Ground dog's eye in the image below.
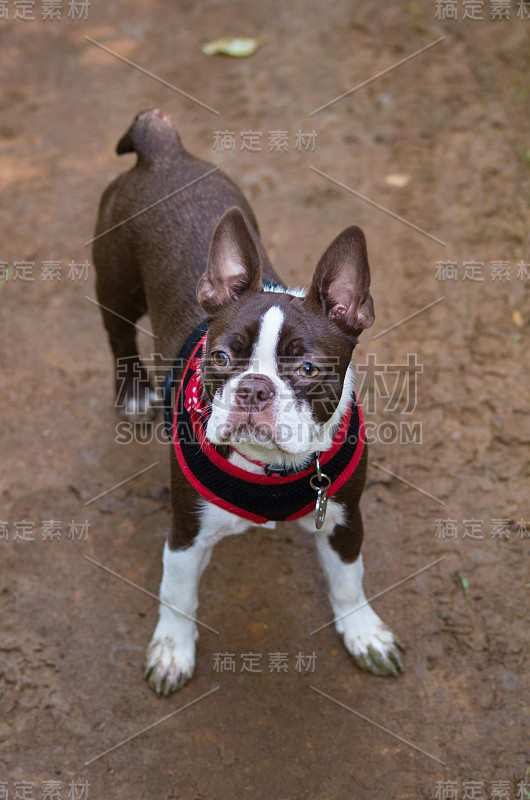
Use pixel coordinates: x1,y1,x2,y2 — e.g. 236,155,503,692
211,351,230,367
298,362,319,378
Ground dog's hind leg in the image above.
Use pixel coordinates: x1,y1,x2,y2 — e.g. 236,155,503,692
94,271,157,421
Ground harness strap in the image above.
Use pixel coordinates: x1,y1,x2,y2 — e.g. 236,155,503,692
163,319,209,439
162,288,364,523
169,333,364,523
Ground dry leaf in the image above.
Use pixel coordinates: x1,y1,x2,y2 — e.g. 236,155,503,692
201,36,266,58
385,173,411,188
512,310,524,328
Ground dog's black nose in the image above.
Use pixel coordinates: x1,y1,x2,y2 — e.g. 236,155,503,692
235,375,276,410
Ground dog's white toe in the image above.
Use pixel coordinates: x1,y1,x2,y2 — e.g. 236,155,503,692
121,391,158,423
340,607,404,677
144,636,195,695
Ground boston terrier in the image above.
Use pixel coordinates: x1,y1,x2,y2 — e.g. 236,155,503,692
92,109,403,695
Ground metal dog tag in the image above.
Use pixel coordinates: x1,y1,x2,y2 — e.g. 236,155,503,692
315,486,328,529
310,456,332,530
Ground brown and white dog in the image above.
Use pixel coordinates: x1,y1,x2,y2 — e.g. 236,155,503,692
93,109,403,695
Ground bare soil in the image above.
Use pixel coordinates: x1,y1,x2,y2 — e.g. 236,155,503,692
0,2,528,799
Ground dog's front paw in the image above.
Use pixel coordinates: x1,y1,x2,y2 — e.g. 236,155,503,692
340,607,404,677
144,636,195,695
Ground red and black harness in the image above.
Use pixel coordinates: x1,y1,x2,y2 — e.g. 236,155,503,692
163,320,365,526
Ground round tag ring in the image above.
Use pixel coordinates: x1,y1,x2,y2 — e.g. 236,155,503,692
309,473,331,492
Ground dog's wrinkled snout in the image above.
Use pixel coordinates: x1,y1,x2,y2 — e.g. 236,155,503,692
235,375,276,410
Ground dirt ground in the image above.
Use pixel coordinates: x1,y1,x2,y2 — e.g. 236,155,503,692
0,1,528,799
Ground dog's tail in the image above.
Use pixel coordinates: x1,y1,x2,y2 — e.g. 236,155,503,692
116,109,183,164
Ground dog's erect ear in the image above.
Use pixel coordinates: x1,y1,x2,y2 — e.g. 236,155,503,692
304,226,374,337
197,208,262,315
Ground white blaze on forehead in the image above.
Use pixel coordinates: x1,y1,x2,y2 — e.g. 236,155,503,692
250,305,284,375
206,301,329,466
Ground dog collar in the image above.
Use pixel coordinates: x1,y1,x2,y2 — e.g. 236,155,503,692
164,322,364,525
